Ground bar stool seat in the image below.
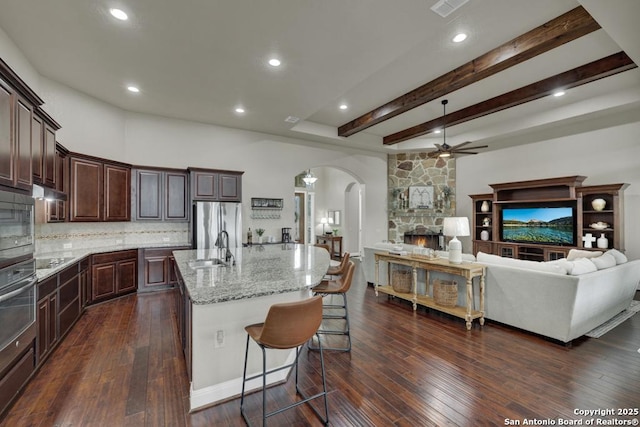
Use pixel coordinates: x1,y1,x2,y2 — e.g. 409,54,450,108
310,261,355,352
240,296,329,426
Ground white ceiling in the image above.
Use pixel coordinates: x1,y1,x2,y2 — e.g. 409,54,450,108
0,0,638,154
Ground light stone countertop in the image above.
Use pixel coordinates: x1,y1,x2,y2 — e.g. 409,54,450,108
35,242,191,280
172,244,330,305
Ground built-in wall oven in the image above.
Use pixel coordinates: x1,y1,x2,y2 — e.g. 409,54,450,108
0,190,34,269
0,190,36,376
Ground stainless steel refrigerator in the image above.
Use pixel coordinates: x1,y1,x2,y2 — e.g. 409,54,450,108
193,202,242,250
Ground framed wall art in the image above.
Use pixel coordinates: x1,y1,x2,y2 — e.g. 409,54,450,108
409,185,434,209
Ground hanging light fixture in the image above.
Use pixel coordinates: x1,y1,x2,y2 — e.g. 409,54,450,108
302,169,317,185
439,99,451,158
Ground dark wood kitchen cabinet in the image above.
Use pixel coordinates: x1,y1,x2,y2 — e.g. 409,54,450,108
46,143,69,222
90,250,137,304
138,246,189,292
132,168,189,221
37,275,58,365
58,263,81,339
69,154,131,222
188,167,243,202
32,108,61,191
1,60,43,192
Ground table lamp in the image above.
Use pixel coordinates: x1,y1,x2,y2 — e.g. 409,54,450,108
320,217,328,234
443,217,470,264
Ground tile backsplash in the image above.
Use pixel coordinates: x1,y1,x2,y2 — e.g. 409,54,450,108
36,221,190,255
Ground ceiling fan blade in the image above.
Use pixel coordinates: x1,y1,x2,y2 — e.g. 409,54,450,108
453,145,488,151
433,143,443,150
451,151,480,155
451,141,473,150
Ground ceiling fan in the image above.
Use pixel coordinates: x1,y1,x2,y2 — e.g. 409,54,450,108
427,100,488,159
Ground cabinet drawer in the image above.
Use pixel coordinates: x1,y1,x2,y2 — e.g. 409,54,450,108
38,276,57,298
92,250,137,265
58,262,79,284
0,347,35,416
59,275,79,310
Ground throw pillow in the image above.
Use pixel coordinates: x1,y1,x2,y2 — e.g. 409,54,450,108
605,248,628,264
591,253,617,270
567,249,603,261
568,257,598,275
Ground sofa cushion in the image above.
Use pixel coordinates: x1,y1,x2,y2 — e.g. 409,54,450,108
567,257,598,275
567,249,603,261
605,248,628,264
591,253,617,270
476,252,567,275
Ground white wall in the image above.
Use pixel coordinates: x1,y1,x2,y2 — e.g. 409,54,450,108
457,122,640,260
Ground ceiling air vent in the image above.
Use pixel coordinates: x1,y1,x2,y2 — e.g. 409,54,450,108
431,0,469,18
284,116,300,123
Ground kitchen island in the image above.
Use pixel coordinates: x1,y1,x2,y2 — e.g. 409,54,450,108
172,244,330,411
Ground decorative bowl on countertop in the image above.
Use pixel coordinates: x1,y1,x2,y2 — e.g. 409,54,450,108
589,222,609,230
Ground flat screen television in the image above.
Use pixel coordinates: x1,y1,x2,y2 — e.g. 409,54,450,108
500,204,576,246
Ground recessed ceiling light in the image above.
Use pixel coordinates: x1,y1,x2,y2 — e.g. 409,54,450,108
127,85,140,93
553,91,565,97
434,129,442,134
339,104,348,110
109,8,128,21
452,33,467,43
268,58,281,67
235,107,245,113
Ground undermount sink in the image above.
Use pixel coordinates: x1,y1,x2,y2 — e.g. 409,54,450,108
188,258,228,269
36,257,76,269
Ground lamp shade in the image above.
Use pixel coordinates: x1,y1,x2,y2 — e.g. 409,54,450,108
320,218,328,224
443,217,470,237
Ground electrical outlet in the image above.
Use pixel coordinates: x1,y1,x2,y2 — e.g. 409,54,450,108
115,239,123,244
215,330,225,348
163,237,170,242
63,243,72,249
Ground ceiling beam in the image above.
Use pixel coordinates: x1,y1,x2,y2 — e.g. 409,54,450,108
337,6,601,138
383,52,636,145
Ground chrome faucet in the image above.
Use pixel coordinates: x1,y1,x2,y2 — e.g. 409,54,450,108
215,230,235,265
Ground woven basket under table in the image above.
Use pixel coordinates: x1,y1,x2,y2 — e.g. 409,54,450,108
391,269,412,293
433,279,458,307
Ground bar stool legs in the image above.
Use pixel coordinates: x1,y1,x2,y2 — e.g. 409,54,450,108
310,261,355,352
240,296,329,426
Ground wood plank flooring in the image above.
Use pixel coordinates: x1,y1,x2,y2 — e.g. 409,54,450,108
2,260,639,426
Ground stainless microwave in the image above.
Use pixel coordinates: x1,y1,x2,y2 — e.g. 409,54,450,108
0,190,35,269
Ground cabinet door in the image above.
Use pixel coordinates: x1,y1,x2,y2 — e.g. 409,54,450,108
70,157,102,221
165,171,188,220
136,169,162,220
191,171,218,200
15,96,32,190
43,124,56,188
31,114,43,184
0,82,14,188
37,297,51,362
92,263,116,301
117,259,137,293
144,255,169,288
104,164,130,221
219,172,241,201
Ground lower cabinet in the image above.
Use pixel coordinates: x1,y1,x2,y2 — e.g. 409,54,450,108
0,347,35,418
174,263,192,380
91,250,138,304
58,265,81,339
139,247,189,292
37,275,59,364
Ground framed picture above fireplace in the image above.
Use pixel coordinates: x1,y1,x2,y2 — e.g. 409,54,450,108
409,185,434,209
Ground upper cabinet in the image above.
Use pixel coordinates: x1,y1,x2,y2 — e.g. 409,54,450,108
69,154,131,222
132,167,189,221
32,107,61,190
0,61,45,193
188,167,243,202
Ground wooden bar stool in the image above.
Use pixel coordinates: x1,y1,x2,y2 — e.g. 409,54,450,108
310,261,355,352
240,296,329,426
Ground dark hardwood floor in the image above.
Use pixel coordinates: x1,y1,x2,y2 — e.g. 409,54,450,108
2,260,639,426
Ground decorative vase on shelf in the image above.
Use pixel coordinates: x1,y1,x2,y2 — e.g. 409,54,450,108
480,200,490,212
480,230,490,241
597,233,608,249
591,198,606,211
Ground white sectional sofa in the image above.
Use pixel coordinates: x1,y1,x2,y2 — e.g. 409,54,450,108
477,250,640,343
363,243,640,343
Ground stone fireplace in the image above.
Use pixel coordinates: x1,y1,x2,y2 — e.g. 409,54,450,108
388,153,456,244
